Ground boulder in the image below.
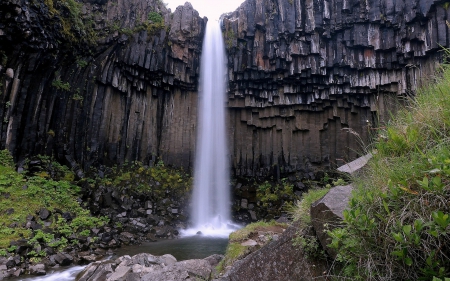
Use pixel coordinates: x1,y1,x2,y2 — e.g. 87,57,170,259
203,254,223,267
38,208,51,220
310,185,353,258
50,252,74,266
77,253,214,281
28,264,46,275
141,259,212,281
77,262,115,281
217,221,327,281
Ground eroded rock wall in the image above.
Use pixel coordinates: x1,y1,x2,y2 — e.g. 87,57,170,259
1,0,449,179
0,0,205,171
223,0,449,178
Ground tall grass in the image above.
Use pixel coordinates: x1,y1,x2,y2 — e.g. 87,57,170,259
327,64,450,280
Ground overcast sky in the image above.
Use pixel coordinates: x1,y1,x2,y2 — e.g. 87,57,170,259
165,0,244,20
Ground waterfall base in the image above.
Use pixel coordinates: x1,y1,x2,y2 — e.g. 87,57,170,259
180,216,241,238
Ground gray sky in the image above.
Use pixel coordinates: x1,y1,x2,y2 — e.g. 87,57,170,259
165,0,244,20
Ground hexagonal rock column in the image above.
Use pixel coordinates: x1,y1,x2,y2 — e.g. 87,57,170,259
310,185,353,258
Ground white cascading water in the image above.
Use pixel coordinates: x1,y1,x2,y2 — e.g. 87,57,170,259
182,20,238,237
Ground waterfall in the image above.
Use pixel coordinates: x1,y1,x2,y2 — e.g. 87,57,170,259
182,20,238,237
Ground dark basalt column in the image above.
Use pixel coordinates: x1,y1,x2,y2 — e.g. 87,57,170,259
222,0,449,178
1,0,449,180
0,0,206,172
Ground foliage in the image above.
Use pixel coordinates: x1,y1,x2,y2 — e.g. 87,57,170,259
255,178,296,210
289,187,330,229
43,0,98,45
94,160,192,202
217,220,286,272
0,149,14,168
327,64,450,280
73,88,83,102
0,51,7,66
289,187,330,260
76,58,88,68
52,78,71,91
0,151,107,251
224,29,236,49
148,12,164,25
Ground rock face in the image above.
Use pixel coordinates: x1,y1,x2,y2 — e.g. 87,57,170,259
310,184,353,258
217,221,327,281
1,0,449,179
222,0,449,177
0,0,206,171
76,253,218,281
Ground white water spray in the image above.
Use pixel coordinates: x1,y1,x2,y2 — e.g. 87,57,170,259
182,20,238,238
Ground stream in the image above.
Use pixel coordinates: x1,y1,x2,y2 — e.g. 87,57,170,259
11,236,228,281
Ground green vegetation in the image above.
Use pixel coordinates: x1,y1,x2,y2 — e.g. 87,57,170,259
325,64,450,279
0,51,7,66
224,29,236,49
111,11,166,37
52,78,71,91
148,12,164,25
76,58,88,68
90,160,192,201
0,150,107,251
290,187,330,229
217,220,287,272
43,0,98,45
289,179,349,260
256,178,295,209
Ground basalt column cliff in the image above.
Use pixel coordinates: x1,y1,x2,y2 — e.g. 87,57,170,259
1,0,449,178
222,0,449,177
0,0,205,173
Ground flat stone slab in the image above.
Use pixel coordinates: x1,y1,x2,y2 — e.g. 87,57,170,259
337,153,372,174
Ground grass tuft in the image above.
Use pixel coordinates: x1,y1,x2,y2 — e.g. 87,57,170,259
327,64,450,280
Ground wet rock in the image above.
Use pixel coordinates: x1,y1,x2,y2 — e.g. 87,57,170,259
5,259,16,269
50,252,74,266
78,262,115,281
28,264,46,275
100,232,113,243
154,226,174,238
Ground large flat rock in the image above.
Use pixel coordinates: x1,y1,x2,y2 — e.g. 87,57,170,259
216,221,327,281
311,185,353,258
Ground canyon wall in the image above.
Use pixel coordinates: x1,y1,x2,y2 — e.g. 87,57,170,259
0,0,205,173
222,0,449,177
1,0,449,179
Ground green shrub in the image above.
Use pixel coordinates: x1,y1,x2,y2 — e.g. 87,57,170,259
218,221,287,272
52,78,71,91
0,157,107,250
148,12,164,24
0,150,14,168
327,64,450,280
